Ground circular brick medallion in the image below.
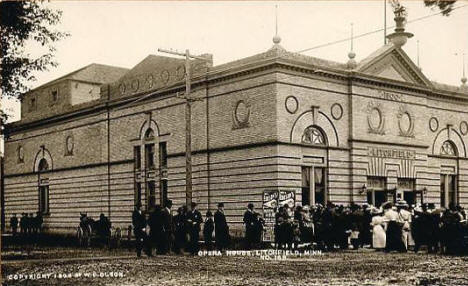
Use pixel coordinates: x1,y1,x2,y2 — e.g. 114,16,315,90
461,121,468,136
235,100,250,125
131,79,140,92
18,146,24,162
161,70,170,85
285,96,298,114
119,83,126,94
331,103,343,120
146,74,154,89
429,117,439,132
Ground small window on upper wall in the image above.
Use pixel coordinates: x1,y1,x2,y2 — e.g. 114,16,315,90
50,89,59,104
29,97,37,112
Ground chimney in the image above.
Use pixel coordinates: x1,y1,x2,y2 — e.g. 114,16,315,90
386,3,413,48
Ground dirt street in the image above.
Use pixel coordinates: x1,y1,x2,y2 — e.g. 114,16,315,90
2,248,468,286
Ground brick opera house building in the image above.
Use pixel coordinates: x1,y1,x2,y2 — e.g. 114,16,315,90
3,13,468,234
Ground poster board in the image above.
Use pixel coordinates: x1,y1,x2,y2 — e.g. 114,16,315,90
262,190,296,241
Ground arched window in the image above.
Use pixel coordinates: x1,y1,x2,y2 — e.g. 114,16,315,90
38,158,49,172
440,140,457,157
144,128,154,140
302,126,326,145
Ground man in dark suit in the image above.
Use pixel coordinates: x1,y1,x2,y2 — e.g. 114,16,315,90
160,200,173,254
243,203,257,249
186,202,202,255
214,203,230,250
148,205,163,256
10,214,18,236
173,206,187,254
132,203,147,257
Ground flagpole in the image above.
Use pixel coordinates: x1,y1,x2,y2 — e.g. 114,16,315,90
384,0,387,44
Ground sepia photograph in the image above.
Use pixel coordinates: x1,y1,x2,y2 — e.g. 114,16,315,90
1,0,468,285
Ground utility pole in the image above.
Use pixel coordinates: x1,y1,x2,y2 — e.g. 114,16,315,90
157,48,208,208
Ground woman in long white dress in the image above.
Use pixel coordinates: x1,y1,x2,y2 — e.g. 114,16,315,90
371,214,386,250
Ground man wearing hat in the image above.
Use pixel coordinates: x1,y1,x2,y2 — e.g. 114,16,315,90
214,203,230,250
186,202,202,255
132,203,147,257
243,203,257,249
160,199,173,254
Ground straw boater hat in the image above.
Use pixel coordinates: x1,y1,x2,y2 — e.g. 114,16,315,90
395,200,409,208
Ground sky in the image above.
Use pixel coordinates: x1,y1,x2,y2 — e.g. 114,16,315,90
1,0,468,124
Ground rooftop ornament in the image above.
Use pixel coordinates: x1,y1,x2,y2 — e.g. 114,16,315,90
386,1,413,48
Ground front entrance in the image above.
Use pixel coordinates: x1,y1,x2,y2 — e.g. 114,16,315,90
301,166,326,206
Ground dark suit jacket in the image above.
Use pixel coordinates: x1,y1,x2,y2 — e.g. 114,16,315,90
132,210,146,231
215,210,229,235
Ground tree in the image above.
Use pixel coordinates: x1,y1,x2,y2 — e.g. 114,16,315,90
0,1,68,100
424,0,457,16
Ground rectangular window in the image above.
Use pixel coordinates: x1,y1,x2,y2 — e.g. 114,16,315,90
448,175,457,206
50,89,58,104
145,144,155,169
134,146,141,170
159,142,167,169
301,167,311,206
39,186,49,214
160,180,168,206
147,181,155,209
398,178,417,205
301,166,326,206
367,177,387,207
134,182,142,207
29,97,36,112
440,175,446,208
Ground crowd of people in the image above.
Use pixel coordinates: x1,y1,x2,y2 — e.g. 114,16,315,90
270,200,468,254
131,200,231,257
9,212,44,237
9,199,468,256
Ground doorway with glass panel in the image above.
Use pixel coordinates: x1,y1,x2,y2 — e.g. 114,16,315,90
301,166,326,206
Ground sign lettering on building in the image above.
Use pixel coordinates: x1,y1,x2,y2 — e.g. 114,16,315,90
377,90,403,102
368,147,415,160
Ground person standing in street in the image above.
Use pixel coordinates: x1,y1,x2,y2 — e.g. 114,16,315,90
243,203,257,249
10,214,18,236
187,202,202,255
173,206,187,254
203,211,214,250
214,203,230,251
160,200,173,254
132,203,147,257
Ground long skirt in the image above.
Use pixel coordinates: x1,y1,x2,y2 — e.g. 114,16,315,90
372,225,386,249
385,221,404,252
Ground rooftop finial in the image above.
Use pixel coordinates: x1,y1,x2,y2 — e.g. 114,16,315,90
462,53,467,86
417,40,421,70
386,0,413,48
347,23,357,69
272,4,281,45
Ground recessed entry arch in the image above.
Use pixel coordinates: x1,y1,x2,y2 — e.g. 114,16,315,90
290,110,339,146
432,127,466,157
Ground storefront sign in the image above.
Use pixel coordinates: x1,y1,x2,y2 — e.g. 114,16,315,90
368,147,415,159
